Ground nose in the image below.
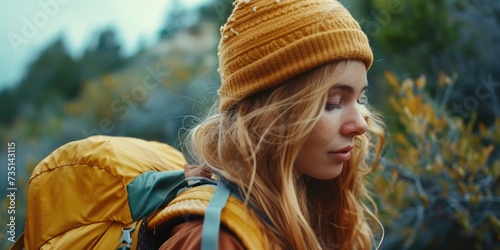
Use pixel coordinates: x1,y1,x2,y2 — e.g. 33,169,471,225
340,106,368,136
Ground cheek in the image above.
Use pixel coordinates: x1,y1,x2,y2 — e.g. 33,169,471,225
309,115,337,144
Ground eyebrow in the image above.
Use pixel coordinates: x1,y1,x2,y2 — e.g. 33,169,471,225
331,83,368,94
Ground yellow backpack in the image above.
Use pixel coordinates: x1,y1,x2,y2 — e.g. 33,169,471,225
11,135,269,250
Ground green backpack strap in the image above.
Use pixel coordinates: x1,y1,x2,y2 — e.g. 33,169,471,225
201,179,232,250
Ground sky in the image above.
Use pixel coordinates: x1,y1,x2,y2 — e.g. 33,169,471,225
0,0,209,91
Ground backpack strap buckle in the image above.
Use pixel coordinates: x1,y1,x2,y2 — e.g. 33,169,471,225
118,222,136,250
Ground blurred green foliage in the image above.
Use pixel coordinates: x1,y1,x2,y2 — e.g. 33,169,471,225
353,0,500,127
349,1,500,247
376,72,500,249
0,0,499,249
0,29,129,127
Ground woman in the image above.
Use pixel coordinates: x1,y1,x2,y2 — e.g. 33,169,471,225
161,0,385,249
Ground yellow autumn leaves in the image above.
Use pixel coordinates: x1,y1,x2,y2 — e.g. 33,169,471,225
374,71,500,246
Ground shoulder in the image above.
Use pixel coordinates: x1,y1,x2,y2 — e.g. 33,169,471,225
159,220,245,250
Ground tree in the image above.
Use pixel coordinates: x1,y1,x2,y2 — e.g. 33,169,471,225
79,29,127,79
0,38,79,126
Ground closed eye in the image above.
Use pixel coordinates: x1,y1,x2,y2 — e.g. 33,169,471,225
325,103,342,111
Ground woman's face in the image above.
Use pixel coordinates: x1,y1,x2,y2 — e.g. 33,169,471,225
295,61,368,180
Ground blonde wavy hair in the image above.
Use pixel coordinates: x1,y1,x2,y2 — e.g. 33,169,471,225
188,60,385,249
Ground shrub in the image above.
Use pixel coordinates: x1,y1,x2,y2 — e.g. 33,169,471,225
376,72,500,249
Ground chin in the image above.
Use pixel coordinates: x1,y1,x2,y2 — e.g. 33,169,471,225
307,165,343,180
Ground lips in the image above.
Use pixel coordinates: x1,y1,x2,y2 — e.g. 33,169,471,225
328,146,353,162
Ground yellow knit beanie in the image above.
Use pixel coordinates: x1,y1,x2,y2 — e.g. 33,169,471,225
217,0,373,111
